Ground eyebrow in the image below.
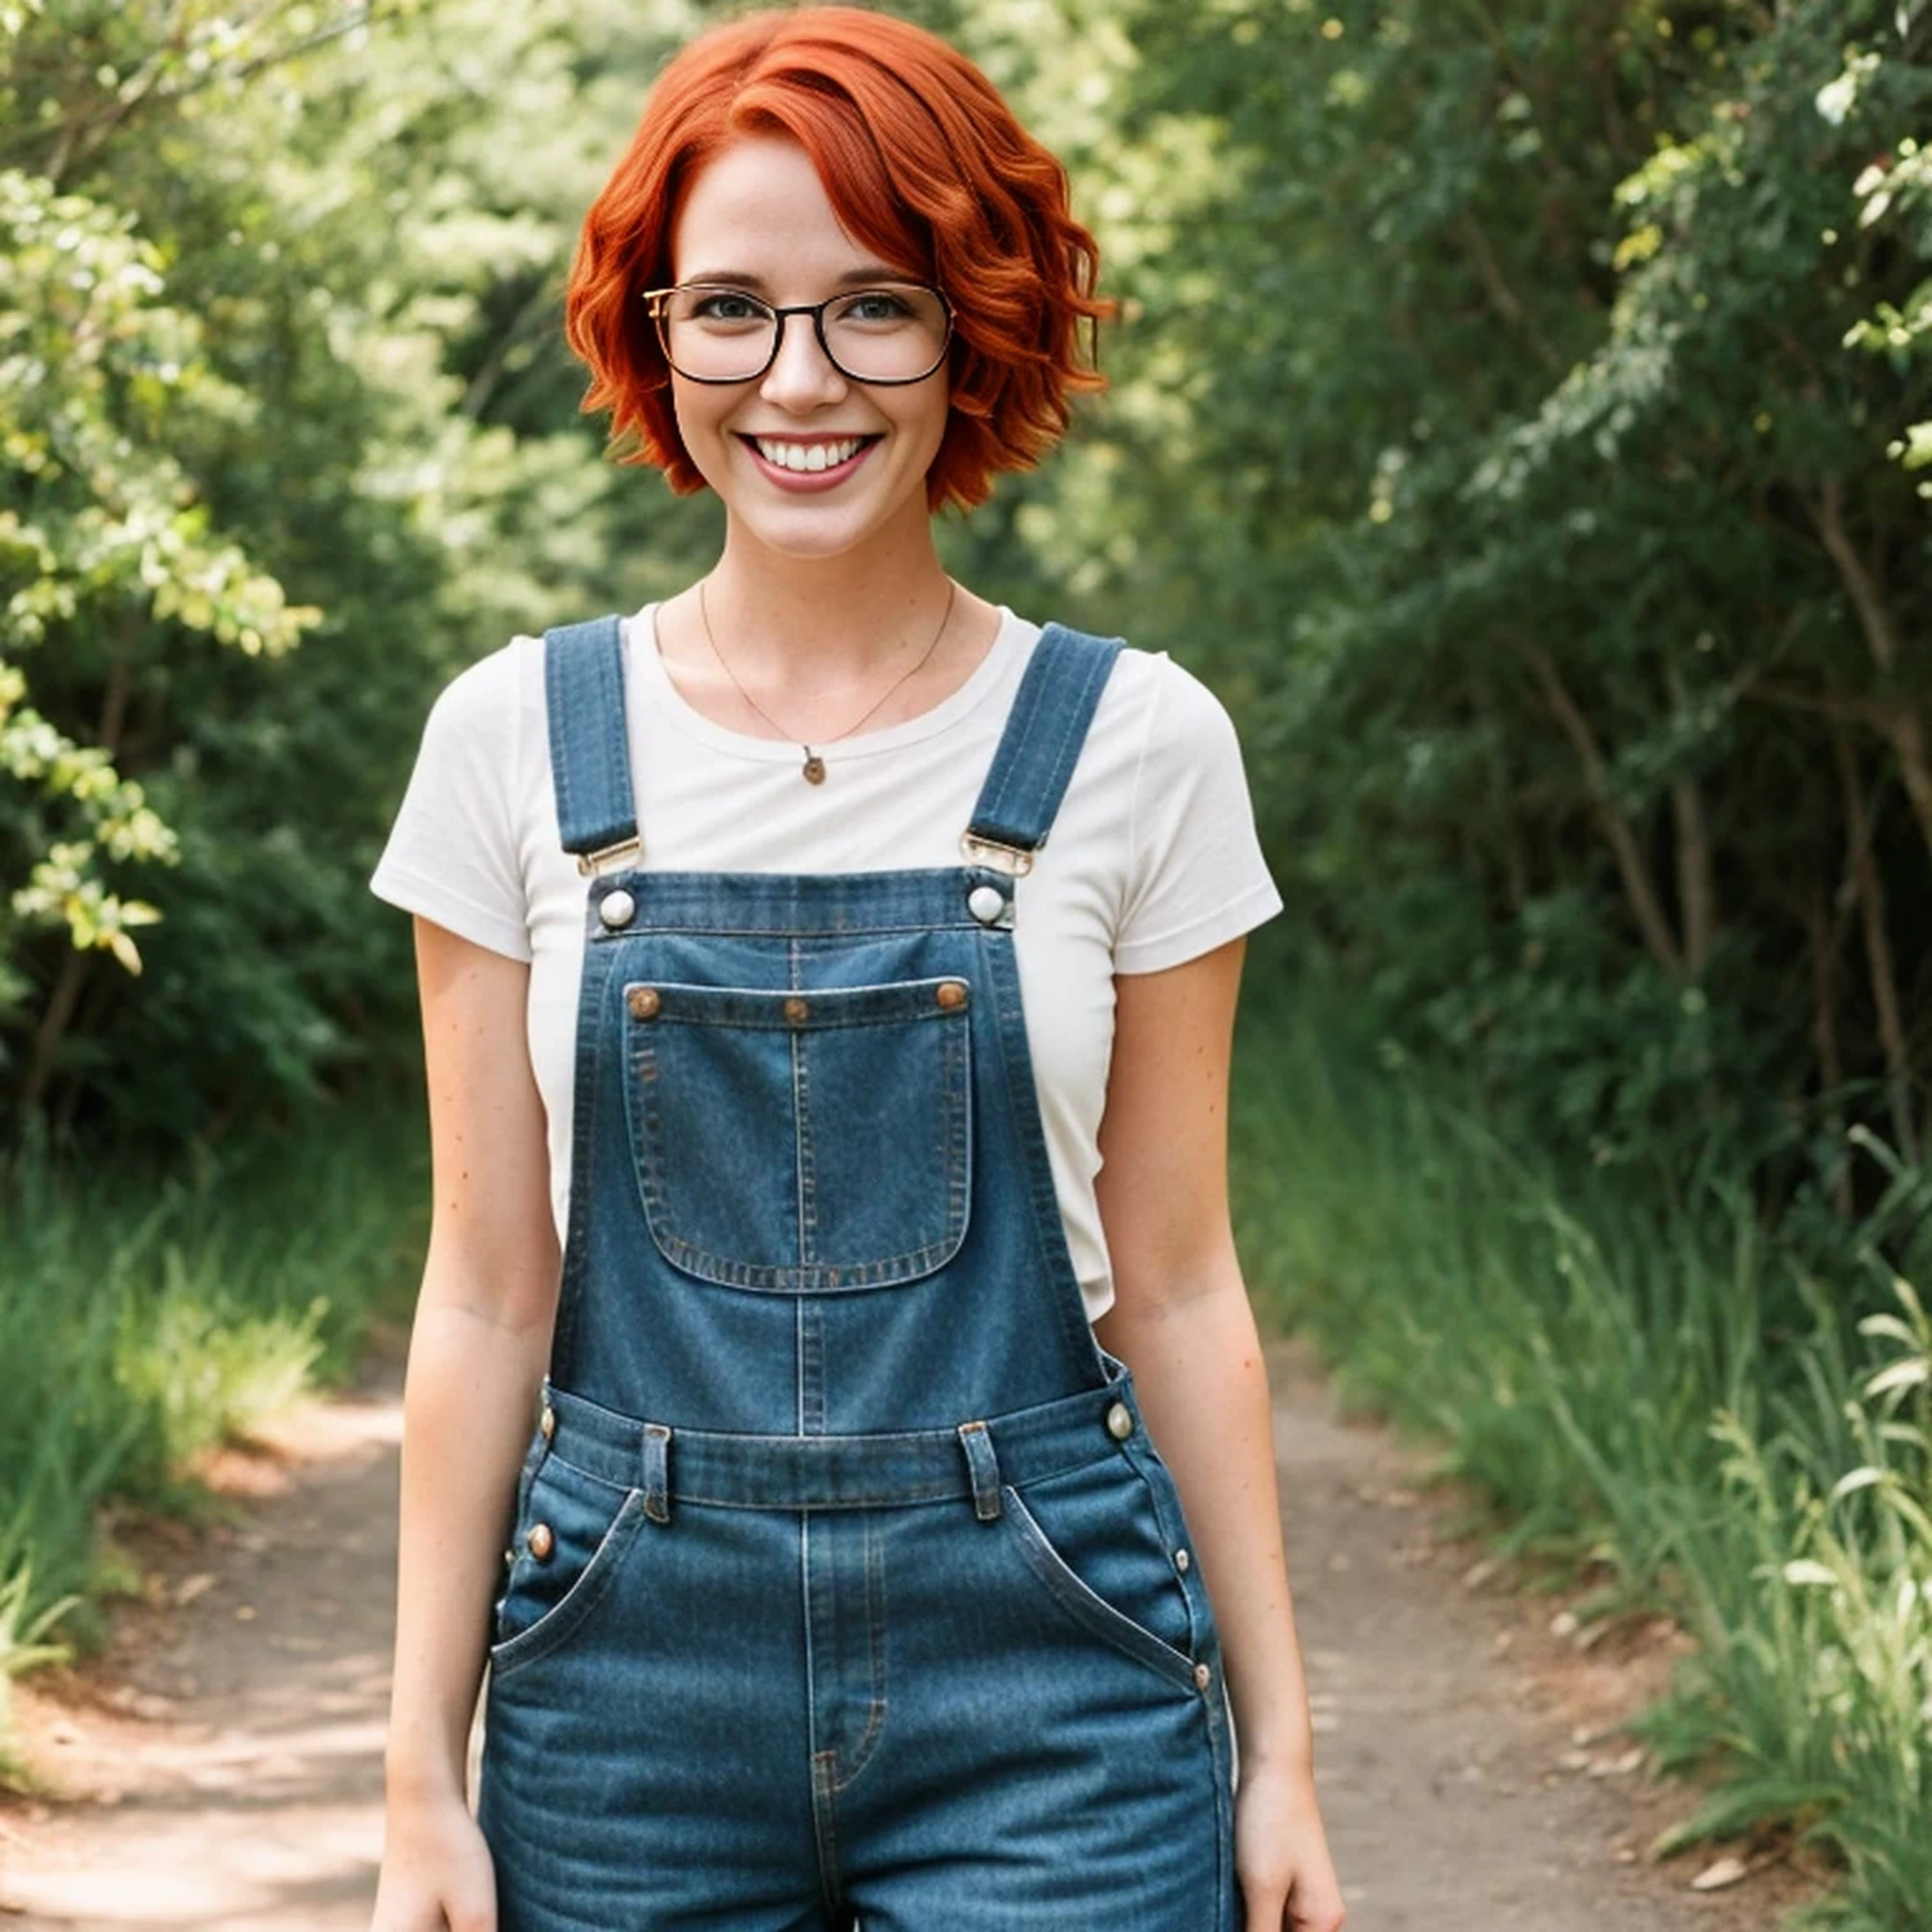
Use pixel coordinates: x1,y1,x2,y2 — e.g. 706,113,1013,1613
677,264,918,291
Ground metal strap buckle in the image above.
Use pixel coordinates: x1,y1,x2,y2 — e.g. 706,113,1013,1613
959,832,1035,877
575,835,642,878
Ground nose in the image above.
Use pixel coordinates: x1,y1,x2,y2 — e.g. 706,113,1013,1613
759,309,849,410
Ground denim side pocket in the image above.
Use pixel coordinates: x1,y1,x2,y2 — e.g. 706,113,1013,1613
1000,1456,1201,1695
489,1454,646,1681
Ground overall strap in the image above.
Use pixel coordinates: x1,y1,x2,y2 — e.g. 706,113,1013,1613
544,614,640,872
964,622,1123,864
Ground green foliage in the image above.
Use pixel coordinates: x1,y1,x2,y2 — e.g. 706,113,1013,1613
0,1089,428,1770
2,0,1928,1906
1232,992,1932,1928
1066,0,1932,1193
0,162,312,993
0,0,718,1137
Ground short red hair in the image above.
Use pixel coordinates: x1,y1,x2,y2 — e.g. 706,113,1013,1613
564,5,1114,515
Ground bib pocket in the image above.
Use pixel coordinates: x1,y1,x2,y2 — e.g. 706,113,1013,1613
622,977,973,1292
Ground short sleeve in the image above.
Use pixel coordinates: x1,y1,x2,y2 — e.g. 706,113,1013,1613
1113,654,1283,975
368,640,533,962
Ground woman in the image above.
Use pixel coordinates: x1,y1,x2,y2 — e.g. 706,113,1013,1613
368,8,1344,1929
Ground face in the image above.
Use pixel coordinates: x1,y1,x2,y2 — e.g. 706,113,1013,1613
664,134,951,562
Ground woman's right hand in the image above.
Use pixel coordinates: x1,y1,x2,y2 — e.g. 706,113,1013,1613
372,919,561,1932
370,1791,497,1932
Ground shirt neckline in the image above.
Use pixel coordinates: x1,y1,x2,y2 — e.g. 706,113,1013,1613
625,601,1031,763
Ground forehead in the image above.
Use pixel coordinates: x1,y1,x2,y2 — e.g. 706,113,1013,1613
672,134,870,282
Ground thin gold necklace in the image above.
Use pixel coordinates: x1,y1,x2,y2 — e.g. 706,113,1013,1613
697,577,958,785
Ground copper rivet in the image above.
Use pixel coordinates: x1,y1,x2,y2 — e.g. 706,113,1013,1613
936,980,968,1010
784,996,809,1024
527,1522,555,1562
627,985,660,1021
1192,1660,1212,1691
1105,1401,1134,1442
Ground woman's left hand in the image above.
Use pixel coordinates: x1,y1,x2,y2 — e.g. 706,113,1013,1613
1235,1760,1346,1930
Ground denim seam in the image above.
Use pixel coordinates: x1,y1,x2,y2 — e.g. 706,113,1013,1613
983,653,1092,848
802,1514,845,1916
999,1484,1200,1696
627,1010,971,1292
982,933,1106,1372
547,932,610,1384
1122,1438,1206,1657
826,1514,889,1796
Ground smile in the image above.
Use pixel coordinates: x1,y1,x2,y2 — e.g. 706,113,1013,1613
743,433,880,473
738,433,883,490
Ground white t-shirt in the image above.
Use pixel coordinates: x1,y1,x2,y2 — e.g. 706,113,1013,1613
369,602,1282,1322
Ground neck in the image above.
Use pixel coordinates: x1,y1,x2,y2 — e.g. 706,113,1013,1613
702,504,953,684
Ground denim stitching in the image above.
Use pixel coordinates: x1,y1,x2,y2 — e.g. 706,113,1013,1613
627,993,970,1292
1021,649,1114,849
827,1514,889,1796
792,941,817,1268
487,1486,650,1682
969,624,1064,837
999,1484,1200,1695
966,630,1120,849
981,933,1103,1370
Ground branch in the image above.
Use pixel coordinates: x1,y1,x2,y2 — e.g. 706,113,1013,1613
1672,776,1716,974
1832,722,1920,1165
1750,678,1932,866
34,1,407,184
1667,660,1717,974
1454,212,1561,371
1801,880,1853,1216
1811,472,1900,673
1515,640,1684,978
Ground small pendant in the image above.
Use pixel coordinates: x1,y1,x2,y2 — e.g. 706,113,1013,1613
801,748,827,785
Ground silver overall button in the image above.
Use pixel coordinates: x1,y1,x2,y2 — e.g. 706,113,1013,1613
1174,1547,1192,1573
1104,1400,1134,1442
967,884,1006,925
1192,1660,1212,1692
598,887,636,930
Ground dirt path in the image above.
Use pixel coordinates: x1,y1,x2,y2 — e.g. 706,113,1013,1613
0,1336,1827,1930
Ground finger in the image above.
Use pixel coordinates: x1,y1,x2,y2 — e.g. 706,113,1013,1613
1240,1877,1292,1930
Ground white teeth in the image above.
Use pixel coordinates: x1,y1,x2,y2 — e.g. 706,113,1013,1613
754,436,865,473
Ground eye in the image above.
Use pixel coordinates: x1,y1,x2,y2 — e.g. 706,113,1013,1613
835,289,916,325
689,289,769,324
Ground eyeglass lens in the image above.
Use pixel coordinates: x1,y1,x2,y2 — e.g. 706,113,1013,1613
656,287,949,383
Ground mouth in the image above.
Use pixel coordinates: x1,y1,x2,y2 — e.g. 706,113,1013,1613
737,433,884,486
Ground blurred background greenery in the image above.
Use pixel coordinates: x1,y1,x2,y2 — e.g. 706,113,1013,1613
2,1,1928,1922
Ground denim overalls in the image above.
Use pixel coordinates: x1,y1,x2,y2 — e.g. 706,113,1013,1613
475,615,1237,1930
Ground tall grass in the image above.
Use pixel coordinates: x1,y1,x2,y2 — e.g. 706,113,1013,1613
0,1092,429,1777
1231,998,1932,1931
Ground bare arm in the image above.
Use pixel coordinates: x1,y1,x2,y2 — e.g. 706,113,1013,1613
373,916,561,1930
1093,937,1344,1932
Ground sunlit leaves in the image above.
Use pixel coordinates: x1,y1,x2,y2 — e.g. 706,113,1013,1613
0,161,317,994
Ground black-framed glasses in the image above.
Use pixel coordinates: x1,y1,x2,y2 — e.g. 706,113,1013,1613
641,281,954,386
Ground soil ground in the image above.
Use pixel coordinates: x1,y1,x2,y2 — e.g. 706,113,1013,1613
0,1332,1835,1930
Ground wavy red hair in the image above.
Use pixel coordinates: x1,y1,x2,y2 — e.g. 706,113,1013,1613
564,5,1114,515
